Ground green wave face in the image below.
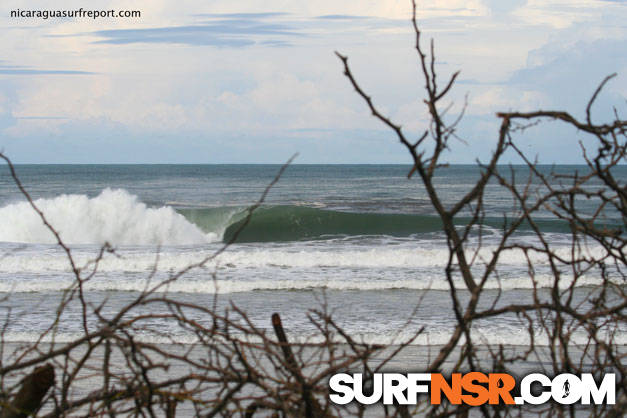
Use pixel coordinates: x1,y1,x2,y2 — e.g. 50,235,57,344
177,205,620,243
223,206,446,242
176,207,247,238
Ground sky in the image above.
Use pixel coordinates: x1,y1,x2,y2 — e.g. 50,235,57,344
0,0,625,164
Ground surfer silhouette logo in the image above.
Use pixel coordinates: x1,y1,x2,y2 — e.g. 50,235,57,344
562,379,570,398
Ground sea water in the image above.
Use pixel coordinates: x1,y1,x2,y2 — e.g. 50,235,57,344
0,164,624,347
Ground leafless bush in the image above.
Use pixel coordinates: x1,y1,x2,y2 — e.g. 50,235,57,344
335,0,625,415
0,1,625,417
0,152,425,417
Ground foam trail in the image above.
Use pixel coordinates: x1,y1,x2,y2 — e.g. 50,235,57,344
2,327,624,346
0,245,611,273
0,189,212,245
0,274,609,294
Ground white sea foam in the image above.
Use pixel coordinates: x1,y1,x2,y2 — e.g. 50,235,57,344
2,326,624,346
0,189,213,245
0,244,611,273
0,274,608,294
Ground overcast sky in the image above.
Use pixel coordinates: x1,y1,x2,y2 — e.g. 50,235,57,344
0,0,625,163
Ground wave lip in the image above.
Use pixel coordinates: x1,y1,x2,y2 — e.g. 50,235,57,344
0,189,212,245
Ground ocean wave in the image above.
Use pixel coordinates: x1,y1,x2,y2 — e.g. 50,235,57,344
220,206,582,243
0,188,580,246
0,189,215,245
0,189,620,245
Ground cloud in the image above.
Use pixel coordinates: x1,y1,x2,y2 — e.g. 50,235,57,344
89,14,305,47
195,12,288,18
483,0,527,15
0,64,93,75
467,87,548,115
82,12,416,48
509,37,627,117
0,0,624,164
511,0,621,29
14,116,69,119
316,15,369,20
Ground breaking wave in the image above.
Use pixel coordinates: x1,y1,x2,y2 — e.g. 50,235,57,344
0,189,214,245
0,189,619,245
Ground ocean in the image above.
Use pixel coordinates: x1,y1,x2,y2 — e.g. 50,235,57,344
0,164,624,347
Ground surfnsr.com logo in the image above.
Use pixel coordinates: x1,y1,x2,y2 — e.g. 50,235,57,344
329,372,616,406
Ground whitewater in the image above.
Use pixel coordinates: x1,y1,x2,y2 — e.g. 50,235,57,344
0,188,214,245
0,164,624,346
